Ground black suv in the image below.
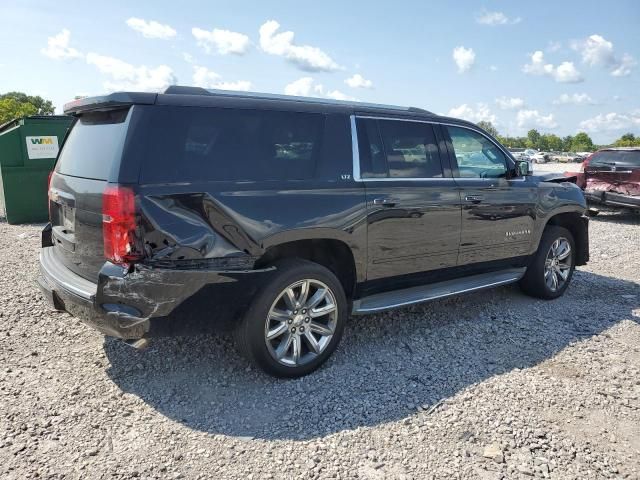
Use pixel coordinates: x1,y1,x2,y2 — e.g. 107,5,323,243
38,86,589,377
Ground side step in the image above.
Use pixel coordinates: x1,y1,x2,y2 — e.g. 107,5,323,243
352,268,527,315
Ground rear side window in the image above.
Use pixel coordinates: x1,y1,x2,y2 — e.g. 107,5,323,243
137,106,324,183
590,150,640,167
56,109,129,181
356,118,443,179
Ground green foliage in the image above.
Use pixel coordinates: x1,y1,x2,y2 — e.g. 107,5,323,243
476,121,499,137
613,132,640,147
571,132,594,152
0,91,55,124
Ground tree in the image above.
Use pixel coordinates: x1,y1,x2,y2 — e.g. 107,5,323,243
613,133,640,147
571,132,594,152
545,134,563,151
527,129,541,149
477,121,499,137
0,91,55,124
562,135,574,152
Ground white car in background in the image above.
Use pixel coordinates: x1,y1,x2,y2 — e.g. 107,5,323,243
524,149,547,163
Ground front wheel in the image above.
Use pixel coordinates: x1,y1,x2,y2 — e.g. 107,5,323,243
520,226,576,299
234,259,347,378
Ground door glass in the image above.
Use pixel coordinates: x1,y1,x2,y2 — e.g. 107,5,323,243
447,126,507,179
379,120,443,178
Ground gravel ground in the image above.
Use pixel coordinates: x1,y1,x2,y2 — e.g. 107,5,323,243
1,209,639,479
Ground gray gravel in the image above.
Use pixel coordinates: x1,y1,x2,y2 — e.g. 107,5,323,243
1,211,639,479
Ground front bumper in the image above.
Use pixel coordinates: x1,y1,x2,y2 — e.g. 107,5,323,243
585,190,640,210
37,246,276,339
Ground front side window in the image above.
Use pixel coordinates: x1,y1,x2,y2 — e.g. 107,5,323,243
446,126,508,179
356,118,443,179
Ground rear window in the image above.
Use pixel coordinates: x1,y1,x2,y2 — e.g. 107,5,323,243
136,106,325,184
56,109,129,181
590,150,640,167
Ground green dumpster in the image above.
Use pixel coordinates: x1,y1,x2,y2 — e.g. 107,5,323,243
0,115,73,224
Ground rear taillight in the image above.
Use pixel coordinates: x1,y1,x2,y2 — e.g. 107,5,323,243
102,185,142,266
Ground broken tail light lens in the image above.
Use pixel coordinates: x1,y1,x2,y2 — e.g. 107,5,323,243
102,185,142,266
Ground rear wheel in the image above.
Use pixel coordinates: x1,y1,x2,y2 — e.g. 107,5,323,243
234,259,347,378
520,226,576,299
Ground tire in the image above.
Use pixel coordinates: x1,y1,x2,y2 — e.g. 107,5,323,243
234,258,347,378
520,226,576,300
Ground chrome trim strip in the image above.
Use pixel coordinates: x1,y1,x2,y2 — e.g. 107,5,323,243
350,115,361,181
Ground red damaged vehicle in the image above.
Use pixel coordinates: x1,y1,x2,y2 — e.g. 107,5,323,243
581,148,640,211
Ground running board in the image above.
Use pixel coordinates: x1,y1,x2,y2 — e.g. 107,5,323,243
352,268,527,315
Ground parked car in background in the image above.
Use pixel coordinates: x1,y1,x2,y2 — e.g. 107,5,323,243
508,148,532,166
525,149,548,164
552,152,584,163
582,148,640,211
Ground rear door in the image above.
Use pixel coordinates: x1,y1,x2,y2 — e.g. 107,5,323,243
49,108,132,281
355,116,461,281
585,149,640,196
442,124,537,265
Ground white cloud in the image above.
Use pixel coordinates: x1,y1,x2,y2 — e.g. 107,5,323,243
326,90,357,101
476,10,521,26
211,80,253,92
579,111,640,133
192,66,252,91
284,77,356,101
547,41,562,53
489,65,498,71
41,29,82,60
284,77,316,96
522,51,583,83
495,96,525,110
448,103,496,124
572,34,636,77
552,93,595,105
345,74,373,89
452,46,475,73
611,54,637,77
182,52,194,63
259,20,340,72
192,27,250,55
126,18,176,39
516,109,558,129
85,53,176,92
192,65,221,86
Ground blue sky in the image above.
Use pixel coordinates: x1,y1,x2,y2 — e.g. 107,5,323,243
1,0,638,143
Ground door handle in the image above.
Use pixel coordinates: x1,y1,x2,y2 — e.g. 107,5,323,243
464,195,483,203
373,198,396,207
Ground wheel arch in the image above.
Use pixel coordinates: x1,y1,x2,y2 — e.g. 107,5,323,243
255,236,360,300
542,211,589,266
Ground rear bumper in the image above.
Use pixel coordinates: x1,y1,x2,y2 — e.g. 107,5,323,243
38,246,276,340
585,190,640,210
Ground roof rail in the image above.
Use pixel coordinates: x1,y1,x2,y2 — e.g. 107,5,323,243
162,85,433,114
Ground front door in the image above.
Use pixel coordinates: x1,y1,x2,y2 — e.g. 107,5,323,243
355,117,461,281
442,124,537,265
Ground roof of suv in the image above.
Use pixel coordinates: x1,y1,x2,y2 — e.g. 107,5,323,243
62,85,486,132
64,85,433,117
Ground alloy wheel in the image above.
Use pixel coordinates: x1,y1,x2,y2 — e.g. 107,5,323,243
264,279,338,367
544,237,572,292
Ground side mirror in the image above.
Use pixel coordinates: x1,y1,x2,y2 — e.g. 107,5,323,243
515,159,531,177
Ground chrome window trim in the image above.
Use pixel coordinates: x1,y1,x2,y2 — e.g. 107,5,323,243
350,114,523,183
350,115,361,181
350,114,454,183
